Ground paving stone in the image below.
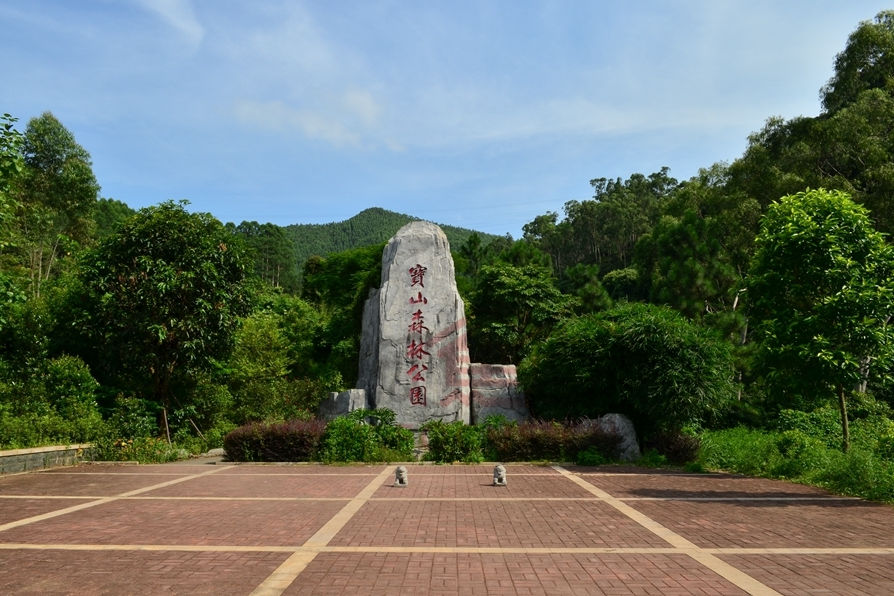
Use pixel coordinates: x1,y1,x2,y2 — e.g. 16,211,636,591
330,500,667,548
0,497,92,524
720,554,894,595
143,473,377,498
0,499,347,546
626,499,894,548
0,548,289,595
285,553,749,596
0,462,892,595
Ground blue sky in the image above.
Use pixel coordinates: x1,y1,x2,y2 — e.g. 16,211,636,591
3,1,890,237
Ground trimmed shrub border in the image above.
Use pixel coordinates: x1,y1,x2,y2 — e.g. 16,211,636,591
0,444,94,474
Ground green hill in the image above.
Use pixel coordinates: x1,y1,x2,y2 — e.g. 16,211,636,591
286,207,497,268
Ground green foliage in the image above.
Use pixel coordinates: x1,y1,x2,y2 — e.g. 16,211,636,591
319,409,414,463
421,420,484,463
575,446,608,466
600,267,643,301
697,426,894,502
644,431,702,465
520,302,736,434
301,243,383,386
523,169,678,274
81,200,253,414
822,11,894,113
697,427,784,476
93,198,135,239
92,436,182,463
105,394,157,439
747,189,894,449
230,221,300,292
12,112,100,298
469,263,576,364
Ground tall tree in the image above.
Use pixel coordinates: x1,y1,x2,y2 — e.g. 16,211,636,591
747,189,894,451
822,10,894,114
81,201,252,432
16,112,99,297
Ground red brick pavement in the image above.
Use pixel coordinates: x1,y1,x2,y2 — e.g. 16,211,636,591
0,463,891,595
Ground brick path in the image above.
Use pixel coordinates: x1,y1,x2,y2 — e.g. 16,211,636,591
1,462,892,595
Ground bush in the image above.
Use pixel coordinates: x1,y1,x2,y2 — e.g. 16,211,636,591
697,425,894,503
92,436,182,463
422,420,484,463
770,430,831,479
319,409,414,463
777,407,841,449
644,431,701,464
223,418,327,462
817,448,894,502
697,426,783,476
484,418,621,463
520,303,736,435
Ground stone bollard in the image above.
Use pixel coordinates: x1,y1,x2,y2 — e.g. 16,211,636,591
394,465,408,487
493,464,507,487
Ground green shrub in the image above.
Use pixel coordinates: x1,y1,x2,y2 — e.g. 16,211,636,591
575,445,608,466
777,407,841,449
223,418,326,462
422,420,484,463
520,303,736,434
319,409,414,463
106,394,157,439
697,426,783,475
770,430,831,479
483,419,621,463
816,448,894,502
92,436,182,463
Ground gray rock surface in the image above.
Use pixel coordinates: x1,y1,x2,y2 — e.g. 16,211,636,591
469,363,528,423
586,413,641,462
357,221,471,428
318,389,368,421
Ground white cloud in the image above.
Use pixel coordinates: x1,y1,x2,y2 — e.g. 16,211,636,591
135,0,204,46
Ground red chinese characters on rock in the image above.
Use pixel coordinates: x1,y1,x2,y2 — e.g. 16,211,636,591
406,263,429,406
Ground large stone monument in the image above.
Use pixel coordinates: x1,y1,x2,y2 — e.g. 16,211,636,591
357,221,471,428
318,220,531,429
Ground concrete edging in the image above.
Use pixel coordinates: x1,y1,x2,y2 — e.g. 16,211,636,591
0,444,93,475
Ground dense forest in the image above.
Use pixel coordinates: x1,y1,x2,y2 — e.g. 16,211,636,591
2,12,894,497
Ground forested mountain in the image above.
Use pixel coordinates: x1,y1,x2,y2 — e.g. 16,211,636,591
285,207,495,269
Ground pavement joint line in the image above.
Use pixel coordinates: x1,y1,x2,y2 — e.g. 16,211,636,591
551,464,783,596
249,464,395,596
0,465,232,534
0,494,862,503
2,542,893,556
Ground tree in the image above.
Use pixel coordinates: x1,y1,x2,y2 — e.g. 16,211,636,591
468,263,576,364
231,221,300,292
81,201,252,433
747,189,894,451
822,11,894,114
15,112,99,297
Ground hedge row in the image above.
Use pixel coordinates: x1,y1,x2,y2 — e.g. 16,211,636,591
223,411,627,464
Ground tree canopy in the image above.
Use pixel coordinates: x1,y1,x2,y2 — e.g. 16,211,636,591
747,189,894,450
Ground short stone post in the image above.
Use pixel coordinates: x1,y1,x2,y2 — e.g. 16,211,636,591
493,464,507,487
394,465,408,487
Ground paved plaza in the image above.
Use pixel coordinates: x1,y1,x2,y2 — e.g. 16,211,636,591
1,461,893,595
